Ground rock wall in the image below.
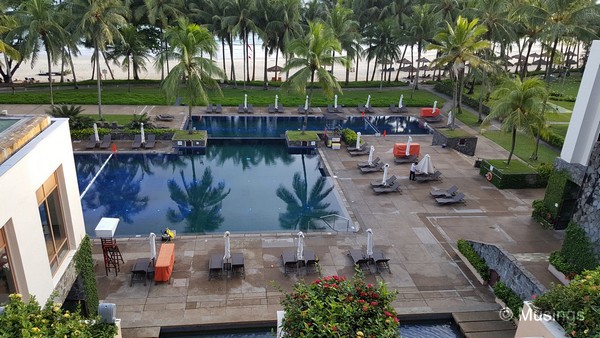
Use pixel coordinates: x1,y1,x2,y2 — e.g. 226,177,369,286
467,241,546,300
431,129,477,156
52,258,78,303
553,157,586,186
571,142,600,256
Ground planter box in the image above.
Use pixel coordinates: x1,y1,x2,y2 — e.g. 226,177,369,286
547,264,570,285
432,129,478,156
455,249,487,286
515,302,567,338
479,160,546,189
494,297,519,326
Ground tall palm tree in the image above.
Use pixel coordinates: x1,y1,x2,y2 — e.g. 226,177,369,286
326,4,360,82
365,19,400,88
428,16,490,129
283,20,345,133
13,0,68,106
0,14,20,66
190,0,229,81
70,0,128,120
483,76,549,165
224,0,257,88
269,0,303,82
105,25,152,91
161,18,224,133
403,4,441,91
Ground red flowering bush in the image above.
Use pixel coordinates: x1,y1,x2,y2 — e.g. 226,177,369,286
281,272,399,337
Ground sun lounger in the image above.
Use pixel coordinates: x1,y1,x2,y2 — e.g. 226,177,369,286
371,248,391,274
143,134,156,149
282,250,299,276
348,249,372,274
357,103,374,114
360,162,384,173
101,121,111,128
389,103,408,114
349,147,371,156
268,104,276,114
436,192,465,205
415,170,442,182
85,135,98,149
99,134,112,149
155,114,174,121
208,254,223,280
238,104,253,114
430,185,458,198
395,154,418,164
371,175,398,187
132,134,142,149
423,114,443,123
231,252,245,279
304,249,319,274
372,180,402,194
357,157,380,168
347,143,369,152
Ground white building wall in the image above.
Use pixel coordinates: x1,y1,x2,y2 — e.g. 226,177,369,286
560,40,600,165
0,118,85,304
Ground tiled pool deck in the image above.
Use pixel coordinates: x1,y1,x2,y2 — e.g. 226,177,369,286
6,104,564,337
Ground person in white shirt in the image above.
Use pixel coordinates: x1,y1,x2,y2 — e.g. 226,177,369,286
409,162,417,181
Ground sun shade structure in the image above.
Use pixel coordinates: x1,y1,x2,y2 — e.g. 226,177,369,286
296,231,305,261
416,154,435,175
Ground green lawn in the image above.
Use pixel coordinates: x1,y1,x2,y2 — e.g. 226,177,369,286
486,159,537,174
0,85,443,107
83,113,135,124
482,130,559,166
547,124,569,137
548,74,582,97
455,111,482,128
545,111,572,122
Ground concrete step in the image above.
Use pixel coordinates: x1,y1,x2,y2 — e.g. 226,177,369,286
453,311,517,338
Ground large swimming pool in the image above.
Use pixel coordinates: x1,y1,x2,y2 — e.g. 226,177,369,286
76,140,352,236
192,115,430,138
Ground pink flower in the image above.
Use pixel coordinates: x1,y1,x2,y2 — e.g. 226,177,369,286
371,301,377,306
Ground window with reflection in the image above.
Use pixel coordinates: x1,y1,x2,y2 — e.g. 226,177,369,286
0,227,17,305
37,173,69,274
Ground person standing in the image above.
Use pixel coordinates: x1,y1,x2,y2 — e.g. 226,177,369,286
409,162,417,181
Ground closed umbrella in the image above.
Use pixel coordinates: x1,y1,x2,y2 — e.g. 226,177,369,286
432,100,437,113
224,231,231,262
381,163,389,185
275,95,278,108
304,95,309,111
398,95,404,108
355,132,361,149
334,95,338,108
366,228,373,257
296,231,305,261
366,95,371,108
149,232,157,262
140,123,145,144
244,94,248,109
415,154,434,175
368,146,375,166
93,123,100,143
406,136,412,157
447,111,454,127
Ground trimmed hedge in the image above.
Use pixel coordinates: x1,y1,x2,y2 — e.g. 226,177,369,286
558,222,599,275
340,128,360,147
71,128,176,140
480,159,547,189
492,281,523,319
74,235,98,317
457,239,490,281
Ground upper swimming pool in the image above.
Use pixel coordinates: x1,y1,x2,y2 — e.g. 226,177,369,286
76,140,353,236
0,118,18,134
191,115,430,138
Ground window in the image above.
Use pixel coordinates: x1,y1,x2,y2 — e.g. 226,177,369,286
37,173,69,274
0,227,17,305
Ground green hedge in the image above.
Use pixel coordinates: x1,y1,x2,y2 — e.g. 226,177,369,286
341,128,359,146
74,235,99,317
542,170,569,219
558,222,599,275
480,159,547,189
457,239,490,281
531,199,554,228
492,281,523,319
71,128,176,140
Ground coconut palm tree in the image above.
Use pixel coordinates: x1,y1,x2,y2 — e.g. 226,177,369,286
70,0,128,120
283,20,345,133
190,0,230,81
105,25,152,91
483,76,550,165
365,19,400,87
161,18,224,133
428,16,490,129
0,14,20,64
269,0,303,82
403,4,441,91
326,4,360,81
13,0,68,106
224,0,257,88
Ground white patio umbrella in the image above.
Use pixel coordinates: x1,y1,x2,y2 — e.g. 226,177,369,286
140,123,146,144
447,111,454,127
368,146,375,165
275,95,278,108
366,95,371,108
93,123,100,143
398,94,404,108
149,232,157,262
296,231,305,261
304,95,309,111
224,231,231,262
406,136,412,157
244,94,248,109
355,132,362,149
366,228,374,257
334,95,338,108
380,164,390,185
415,154,434,175
432,100,438,112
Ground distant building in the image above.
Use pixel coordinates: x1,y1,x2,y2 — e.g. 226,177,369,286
0,115,86,305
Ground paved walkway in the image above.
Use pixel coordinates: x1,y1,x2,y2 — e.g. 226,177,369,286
4,104,563,337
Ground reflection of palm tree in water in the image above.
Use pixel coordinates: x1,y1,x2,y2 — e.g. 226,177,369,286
276,155,336,231
208,141,294,170
167,166,230,234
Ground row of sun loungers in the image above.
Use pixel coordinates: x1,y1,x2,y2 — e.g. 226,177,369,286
206,104,223,114
348,248,391,274
430,185,466,204
395,154,418,164
131,134,156,149
357,103,375,114
357,157,380,168
281,250,319,276
238,104,254,114
372,180,402,194
389,103,408,114
208,253,245,280
268,104,284,114
85,134,112,149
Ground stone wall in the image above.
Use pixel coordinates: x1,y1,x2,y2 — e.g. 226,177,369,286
572,142,600,256
467,240,546,300
554,157,586,186
53,258,78,304
431,129,477,156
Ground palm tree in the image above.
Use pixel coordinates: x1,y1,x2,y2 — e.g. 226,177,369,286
403,4,441,91
483,76,549,165
0,14,20,66
161,18,224,133
283,20,345,133
13,0,68,106
105,24,152,91
365,19,400,88
190,0,229,81
70,0,128,120
224,0,257,88
428,16,490,129
268,0,303,82
326,4,360,83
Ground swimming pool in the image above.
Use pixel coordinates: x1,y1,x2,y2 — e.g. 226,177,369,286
76,140,353,236
0,118,18,134
191,115,430,138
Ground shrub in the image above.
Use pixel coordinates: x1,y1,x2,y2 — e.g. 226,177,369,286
533,267,600,337
558,222,599,275
126,112,153,129
457,239,490,281
549,251,578,280
493,281,523,319
46,104,95,130
74,235,99,317
341,128,358,146
281,273,399,337
0,294,116,338
532,199,554,228
536,162,554,181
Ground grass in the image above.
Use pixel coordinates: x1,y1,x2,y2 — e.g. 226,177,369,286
482,130,559,166
438,128,474,138
550,100,575,111
548,74,582,97
286,130,320,141
545,111,572,122
82,113,135,125
455,110,482,128
486,159,537,174
172,130,206,141
0,85,443,107
547,124,569,137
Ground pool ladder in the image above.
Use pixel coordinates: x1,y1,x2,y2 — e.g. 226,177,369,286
319,214,355,232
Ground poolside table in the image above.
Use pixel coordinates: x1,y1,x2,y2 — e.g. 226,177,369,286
154,243,175,284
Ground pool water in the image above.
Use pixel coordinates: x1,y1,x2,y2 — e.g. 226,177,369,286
0,118,18,134
76,140,352,236
192,115,430,138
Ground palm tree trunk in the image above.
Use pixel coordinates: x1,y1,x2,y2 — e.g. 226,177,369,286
60,51,65,83
370,56,377,82
478,70,486,123
67,46,78,89
252,33,256,81
45,41,54,106
127,55,131,93
304,70,316,134
536,44,544,71
345,60,350,85
242,31,247,89
221,37,227,80
263,45,268,90
275,47,279,81
355,53,359,82
165,37,170,76
414,43,421,91
521,40,534,80
546,37,559,80
331,50,335,74
3,55,12,83
95,43,103,120
188,101,193,133
457,69,465,116
102,50,115,80
507,128,516,165
228,35,236,87
365,44,371,81
395,45,408,82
